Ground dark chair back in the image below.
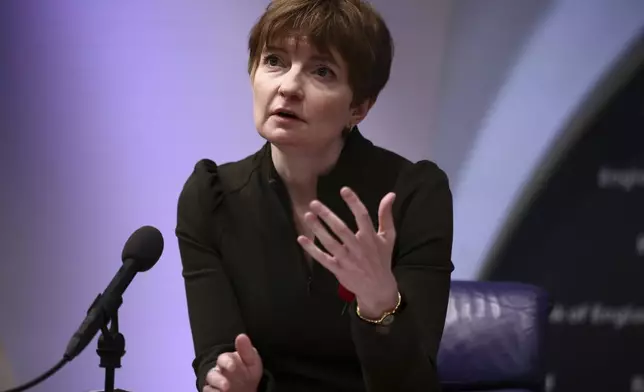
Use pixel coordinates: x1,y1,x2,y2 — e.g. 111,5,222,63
438,281,550,392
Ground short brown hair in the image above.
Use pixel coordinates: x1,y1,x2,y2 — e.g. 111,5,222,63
247,0,394,106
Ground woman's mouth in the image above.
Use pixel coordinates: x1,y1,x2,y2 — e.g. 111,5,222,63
272,109,304,122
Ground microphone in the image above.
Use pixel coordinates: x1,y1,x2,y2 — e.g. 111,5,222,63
1,225,163,392
63,225,164,360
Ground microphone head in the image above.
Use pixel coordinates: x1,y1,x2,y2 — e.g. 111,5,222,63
121,225,164,272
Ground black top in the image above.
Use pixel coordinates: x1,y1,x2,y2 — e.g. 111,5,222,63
176,129,454,392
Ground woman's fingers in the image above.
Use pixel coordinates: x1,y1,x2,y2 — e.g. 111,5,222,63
217,353,239,373
377,192,396,241
205,367,229,391
340,187,377,236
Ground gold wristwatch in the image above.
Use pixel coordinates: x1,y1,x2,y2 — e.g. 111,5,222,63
356,291,402,326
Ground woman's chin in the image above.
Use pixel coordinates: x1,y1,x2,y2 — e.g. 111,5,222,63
258,127,306,145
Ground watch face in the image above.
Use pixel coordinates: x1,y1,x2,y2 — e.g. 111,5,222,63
381,314,394,326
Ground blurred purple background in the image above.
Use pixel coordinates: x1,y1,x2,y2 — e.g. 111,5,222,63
0,1,642,391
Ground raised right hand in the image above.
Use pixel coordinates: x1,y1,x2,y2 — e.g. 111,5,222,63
203,334,263,392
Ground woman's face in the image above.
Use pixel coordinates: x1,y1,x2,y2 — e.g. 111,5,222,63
251,36,368,149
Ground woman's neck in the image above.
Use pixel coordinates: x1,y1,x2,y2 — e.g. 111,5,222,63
271,138,344,205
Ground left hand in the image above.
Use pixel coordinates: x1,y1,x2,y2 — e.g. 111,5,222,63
204,334,263,392
297,187,399,318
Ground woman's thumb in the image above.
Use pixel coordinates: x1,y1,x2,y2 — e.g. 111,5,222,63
235,334,261,367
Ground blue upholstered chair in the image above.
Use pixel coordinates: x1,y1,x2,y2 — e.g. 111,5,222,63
437,281,550,392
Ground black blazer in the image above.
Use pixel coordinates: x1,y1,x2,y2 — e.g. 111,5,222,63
176,129,454,392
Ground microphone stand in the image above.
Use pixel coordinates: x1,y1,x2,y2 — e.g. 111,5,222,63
94,296,131,392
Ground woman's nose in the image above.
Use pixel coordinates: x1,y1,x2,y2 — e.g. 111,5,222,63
278,68,304,99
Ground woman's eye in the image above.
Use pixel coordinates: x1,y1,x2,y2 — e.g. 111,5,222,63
315,66,333,78
264,54,281,67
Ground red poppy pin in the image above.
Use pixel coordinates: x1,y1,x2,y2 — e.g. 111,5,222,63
338,283,355,315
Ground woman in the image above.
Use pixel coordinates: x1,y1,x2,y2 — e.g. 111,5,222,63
176,0,454,391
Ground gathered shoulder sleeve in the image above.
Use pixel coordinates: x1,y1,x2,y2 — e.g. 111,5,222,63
176,159,274,392
349,160,454,392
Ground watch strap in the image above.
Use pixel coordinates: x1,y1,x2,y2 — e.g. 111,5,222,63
355,291,402,325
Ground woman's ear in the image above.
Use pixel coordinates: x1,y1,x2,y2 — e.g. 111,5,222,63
350,99,375,127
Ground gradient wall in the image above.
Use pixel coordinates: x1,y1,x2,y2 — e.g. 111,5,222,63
1,1,642,391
